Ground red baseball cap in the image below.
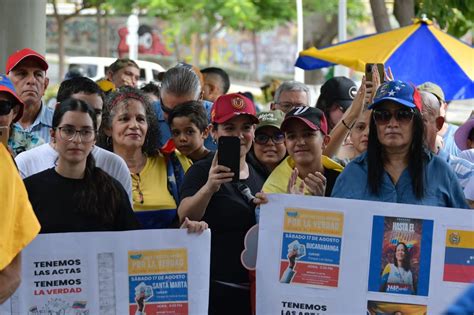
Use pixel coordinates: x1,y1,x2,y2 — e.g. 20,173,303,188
211,93,259,124
0,75,24,123
6,48,49,74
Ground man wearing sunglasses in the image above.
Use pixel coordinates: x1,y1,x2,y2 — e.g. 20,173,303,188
331,80,468,209
6,48,53,147
154,65,216,153
419,91,473,204
247,110,287,179
0,74,44,156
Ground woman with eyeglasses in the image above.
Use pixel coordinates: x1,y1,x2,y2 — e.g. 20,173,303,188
23,98,141,233
246,110,287,179
97,87,193,229
331,80,468,208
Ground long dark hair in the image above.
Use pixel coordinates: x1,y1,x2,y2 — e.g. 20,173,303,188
97,86,160,156
393,242,411,271
53,98,121,225
367,106,427,199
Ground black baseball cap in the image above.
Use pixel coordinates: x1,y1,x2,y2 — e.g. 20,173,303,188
281,106,328,135
316,76,357,111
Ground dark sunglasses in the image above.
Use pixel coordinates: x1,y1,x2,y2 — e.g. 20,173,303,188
160,97,174,114
255,132,285,145
372,108,415,124
0,100,16,116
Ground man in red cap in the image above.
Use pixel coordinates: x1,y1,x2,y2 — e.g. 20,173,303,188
6,48,53,147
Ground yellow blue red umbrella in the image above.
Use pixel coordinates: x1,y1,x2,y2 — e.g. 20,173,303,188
296,19,473,101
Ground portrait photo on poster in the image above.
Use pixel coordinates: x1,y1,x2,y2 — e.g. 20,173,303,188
367,300,427,315
367,216,434,296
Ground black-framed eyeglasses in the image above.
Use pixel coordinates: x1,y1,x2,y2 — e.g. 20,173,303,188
276,102,306,113
372,108,415,125
255,132,285,145
56,126,96,142
132,173,144,204
0,100,17,116
160,97,174,114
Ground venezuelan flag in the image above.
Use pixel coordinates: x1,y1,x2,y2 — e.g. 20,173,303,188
443,229,474,283
296,19,473,101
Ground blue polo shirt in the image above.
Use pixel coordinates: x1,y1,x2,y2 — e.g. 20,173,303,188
331,151,469,209
152,100,217,152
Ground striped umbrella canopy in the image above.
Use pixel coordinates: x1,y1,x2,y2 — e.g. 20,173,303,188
296,19,473,101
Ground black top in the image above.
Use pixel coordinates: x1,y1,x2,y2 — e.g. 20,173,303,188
24,168,141,234
324,167,340,197
180,153,265,283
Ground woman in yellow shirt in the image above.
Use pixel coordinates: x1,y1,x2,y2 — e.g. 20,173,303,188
98,87,191,229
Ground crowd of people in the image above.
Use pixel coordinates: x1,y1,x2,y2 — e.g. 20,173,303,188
1,47,473,313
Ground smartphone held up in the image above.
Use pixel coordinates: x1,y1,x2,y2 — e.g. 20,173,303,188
217,136,240,182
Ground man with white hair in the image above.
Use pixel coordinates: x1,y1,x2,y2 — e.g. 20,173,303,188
419,90,473,196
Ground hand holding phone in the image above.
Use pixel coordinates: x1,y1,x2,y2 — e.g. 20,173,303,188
218,136,240,182
365,63,385,83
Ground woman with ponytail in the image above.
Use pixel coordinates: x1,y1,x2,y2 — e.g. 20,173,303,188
24,98,141,233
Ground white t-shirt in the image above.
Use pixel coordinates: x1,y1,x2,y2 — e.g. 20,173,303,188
15,143,132,203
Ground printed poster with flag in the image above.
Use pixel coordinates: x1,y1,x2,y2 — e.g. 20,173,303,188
443,229,474,283
256,194,472,314
0,230,210,315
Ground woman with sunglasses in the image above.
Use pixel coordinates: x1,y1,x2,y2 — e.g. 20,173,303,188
332,80,468,208
247,110,287,179
23,98,141,233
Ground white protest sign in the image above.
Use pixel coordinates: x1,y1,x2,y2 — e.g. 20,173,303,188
0,229,210,315
256,194,473,315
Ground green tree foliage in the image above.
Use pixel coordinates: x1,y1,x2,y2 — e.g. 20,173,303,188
417,0,474,37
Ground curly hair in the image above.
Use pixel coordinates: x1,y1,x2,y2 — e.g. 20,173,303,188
97,86,160,156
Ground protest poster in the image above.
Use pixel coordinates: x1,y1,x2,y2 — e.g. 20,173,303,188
279,208,343,288
0,229,210,315
128,249,189,314
256,194,473,314
368,216,433,296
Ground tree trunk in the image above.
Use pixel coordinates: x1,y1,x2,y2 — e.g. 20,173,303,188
173,35,181,61
97,7,106,57
191,33,203,65
103,13,109,56
394,0,415,27
251,30,260,81
370,0,392,32
206,33,212,66
57,17,65,80
303,12,338,84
